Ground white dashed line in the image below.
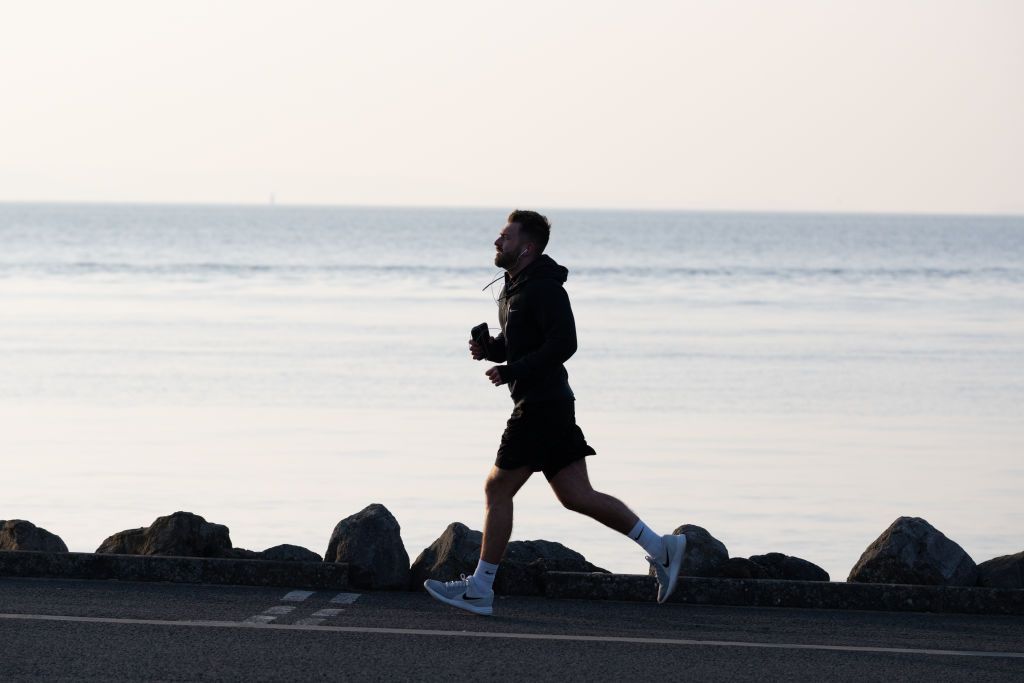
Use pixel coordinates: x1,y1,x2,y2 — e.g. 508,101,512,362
281,590,315,602
243,604,296,623
295,617,325,626
312,609,345,618
330,593,361,604
263,606,295,616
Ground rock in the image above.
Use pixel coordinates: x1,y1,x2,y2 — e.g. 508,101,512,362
495,540,607,596
325,504,409,590
0,520,68,553
848,517,977,586
649,524,729,578
717,557,770,580
976,551,1024,589
410,523,607,595
217,544,322,562
749,553,830,582
261,544,322,563
95,511,233,558
409,522,481,589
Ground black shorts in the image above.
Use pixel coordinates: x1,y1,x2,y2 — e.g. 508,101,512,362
495,400,596,481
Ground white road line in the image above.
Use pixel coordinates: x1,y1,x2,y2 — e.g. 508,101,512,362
330,593,361,605
1,613,1022,660
281,590,315,602
311,609,345,618
263,606,295,616
295,618,325,626
243,615,277,624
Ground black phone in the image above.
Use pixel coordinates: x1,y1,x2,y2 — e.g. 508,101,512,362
471,322,490,357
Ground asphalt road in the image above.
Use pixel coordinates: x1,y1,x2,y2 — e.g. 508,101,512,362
1,577,1022,681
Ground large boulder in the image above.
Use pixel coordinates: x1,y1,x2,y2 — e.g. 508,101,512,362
717,557,770,580
261,544,322,563
410,523,607,595
847,517,977,586
95,511,233,558
409,522,481,589
496,540,607,596
649,524,729,578
222,544,322,562
0,520,68,553
976,552,1024,589
749,553,830,582
325,504,409,590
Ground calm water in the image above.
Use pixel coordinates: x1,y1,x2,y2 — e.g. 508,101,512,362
2,203,1022,579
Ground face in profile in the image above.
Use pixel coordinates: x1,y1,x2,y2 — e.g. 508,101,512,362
493,222,524,270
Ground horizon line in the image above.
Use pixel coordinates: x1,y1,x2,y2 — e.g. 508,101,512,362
1,198,1022,221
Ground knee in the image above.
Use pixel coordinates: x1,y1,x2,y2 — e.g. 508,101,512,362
484,477,513,506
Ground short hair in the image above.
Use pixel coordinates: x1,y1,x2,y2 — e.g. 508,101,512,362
508,209,551,253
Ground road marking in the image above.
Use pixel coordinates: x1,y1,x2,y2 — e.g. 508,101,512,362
243,615,276,624
330,593,360,604
263,606,295,616
1,613,1022,660
295,618,325,626
281,590,315,602
243,604,296,623
312,609,345,618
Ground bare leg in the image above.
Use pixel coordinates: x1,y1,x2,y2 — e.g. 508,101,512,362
547,458,639,534
480,465,534,564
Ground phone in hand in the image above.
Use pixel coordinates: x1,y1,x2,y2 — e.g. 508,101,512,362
471,322,490,357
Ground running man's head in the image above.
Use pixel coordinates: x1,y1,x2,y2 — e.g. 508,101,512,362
494,210,551,272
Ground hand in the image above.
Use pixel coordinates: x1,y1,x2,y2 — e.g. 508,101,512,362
468,339,485,361
485,366,507,386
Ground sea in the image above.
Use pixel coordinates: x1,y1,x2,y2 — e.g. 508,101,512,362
2,202,1022,581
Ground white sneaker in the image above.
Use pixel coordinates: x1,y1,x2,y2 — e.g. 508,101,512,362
423,575,494,616
647,533,688,604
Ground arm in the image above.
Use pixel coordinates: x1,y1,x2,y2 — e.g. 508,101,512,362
486,332,507,363
499,284,577,382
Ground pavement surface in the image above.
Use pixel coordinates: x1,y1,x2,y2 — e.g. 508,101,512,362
1,576,1023,681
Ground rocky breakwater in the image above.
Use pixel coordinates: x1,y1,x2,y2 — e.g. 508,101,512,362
646,524,830,582
97,511,322,561
845,515,1024,591
546,517,1024,614
4,509,1023,614
0,511,342,589
409,521,608,595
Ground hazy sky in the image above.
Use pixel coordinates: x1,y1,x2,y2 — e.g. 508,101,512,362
2,1,1021,213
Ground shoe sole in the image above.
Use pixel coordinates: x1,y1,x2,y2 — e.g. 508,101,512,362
423,580,494,616
658,534,688,604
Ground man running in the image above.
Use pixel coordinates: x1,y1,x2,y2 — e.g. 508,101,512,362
423,210,687,616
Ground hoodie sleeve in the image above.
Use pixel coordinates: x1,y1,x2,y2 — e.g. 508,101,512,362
500,282,577,382
486,332,507,363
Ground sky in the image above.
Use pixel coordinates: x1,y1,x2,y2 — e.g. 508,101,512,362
1,0,1021,214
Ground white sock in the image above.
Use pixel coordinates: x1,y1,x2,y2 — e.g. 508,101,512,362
627,520,666,563
469,558,499,595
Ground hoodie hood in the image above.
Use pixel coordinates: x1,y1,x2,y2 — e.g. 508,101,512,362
505,254,569,295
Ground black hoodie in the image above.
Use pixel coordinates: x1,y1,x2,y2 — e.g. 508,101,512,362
487,254,578,404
